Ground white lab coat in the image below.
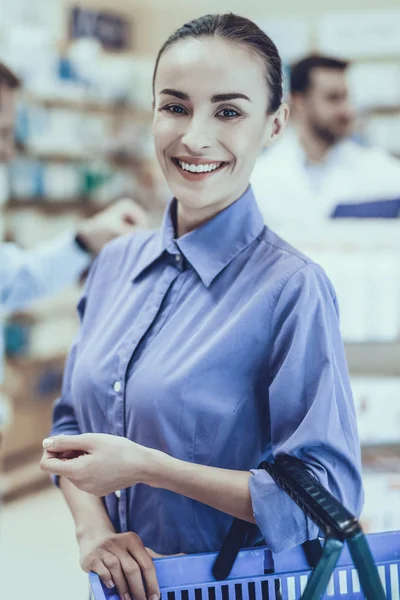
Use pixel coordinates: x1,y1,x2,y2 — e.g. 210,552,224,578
0,233,90,390
251,129,400,233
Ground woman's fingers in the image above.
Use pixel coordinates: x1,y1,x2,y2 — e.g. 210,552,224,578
129,541,160,600
89,557,115,591
42,434,92,452
145,547,163,559
118,551,147,600
102,551,131,599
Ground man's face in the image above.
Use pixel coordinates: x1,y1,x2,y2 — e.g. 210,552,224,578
296,68,355,144
0,85,17,163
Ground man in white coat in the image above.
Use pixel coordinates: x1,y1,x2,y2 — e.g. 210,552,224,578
251,55,400,232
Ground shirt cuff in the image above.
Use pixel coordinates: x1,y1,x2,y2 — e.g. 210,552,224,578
64,231,92,276
249,468,318,554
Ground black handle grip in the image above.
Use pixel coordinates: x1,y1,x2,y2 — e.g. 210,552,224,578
212,518,252,581
262,455,361,540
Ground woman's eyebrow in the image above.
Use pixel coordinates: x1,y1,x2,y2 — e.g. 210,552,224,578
159,90,251,103
211,93,251,103
160,89,189,100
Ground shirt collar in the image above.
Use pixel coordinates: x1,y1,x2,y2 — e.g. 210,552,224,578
132,186,265,287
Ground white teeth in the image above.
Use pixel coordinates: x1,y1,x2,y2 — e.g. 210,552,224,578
177,160,222,173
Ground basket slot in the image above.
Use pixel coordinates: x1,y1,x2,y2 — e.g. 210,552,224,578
195,589,203,600
300,575,308,594
390,564,400,600
168,591,176,600
181,591,189,600
351,569,360,593
248,581,256,600
207,586,216,600
338,570,348,594
260,579,268,600
234,583,243,600
378,565,387,595
285,576,296,600
326,575,335,596
220,584,228,600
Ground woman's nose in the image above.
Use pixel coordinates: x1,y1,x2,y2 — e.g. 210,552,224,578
181,119,213,154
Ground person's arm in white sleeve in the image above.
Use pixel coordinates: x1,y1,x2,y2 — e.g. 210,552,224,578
0,198,149,313
0,233,90,313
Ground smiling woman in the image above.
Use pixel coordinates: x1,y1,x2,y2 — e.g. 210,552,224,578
40,13,363,600
151,16,289,235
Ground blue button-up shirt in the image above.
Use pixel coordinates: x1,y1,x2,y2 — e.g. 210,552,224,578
51,187,363,555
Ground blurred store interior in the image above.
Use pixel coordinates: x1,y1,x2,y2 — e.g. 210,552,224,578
1,0,400,598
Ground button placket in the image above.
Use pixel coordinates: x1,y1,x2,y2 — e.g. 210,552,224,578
115,266,182,533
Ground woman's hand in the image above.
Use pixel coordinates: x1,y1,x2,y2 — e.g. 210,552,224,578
40,433,157,496
79,528,160,600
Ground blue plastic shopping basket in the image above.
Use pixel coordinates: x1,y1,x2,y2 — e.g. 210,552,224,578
90,455,400,599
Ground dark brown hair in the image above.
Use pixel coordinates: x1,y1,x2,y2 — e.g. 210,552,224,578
0,63,21,90
152,13,283,113
290,55,349,95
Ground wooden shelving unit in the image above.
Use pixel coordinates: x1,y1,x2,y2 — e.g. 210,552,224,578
1,90,157,501
24,93,152,123
7,198,97,217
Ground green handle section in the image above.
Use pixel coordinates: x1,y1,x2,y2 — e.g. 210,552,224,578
301,537,343,600
347,532,387,600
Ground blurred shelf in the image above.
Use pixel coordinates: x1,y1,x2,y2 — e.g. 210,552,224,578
17,149,91,163
6,198,97,216
362,106,400,115
349,55,400,64
16,149,151,167
24,94,152,122
0,450,51,502
345,341,400,376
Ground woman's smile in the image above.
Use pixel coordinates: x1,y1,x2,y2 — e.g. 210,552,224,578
171,156,229,181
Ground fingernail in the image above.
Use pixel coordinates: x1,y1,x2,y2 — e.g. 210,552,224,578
151,595,159,600
42,438,54,449
124,594,131,600
107,581,115,589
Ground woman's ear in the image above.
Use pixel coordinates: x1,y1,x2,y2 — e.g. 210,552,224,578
263,103,290,148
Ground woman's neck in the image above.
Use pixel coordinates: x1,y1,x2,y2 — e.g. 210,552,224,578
175,186,249,237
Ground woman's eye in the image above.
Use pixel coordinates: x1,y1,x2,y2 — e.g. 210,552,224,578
161,104,187,115
217,107,241,119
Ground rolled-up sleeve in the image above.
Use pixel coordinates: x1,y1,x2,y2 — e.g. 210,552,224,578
249,263,364,553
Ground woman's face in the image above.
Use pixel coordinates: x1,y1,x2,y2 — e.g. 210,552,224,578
153,36,284,214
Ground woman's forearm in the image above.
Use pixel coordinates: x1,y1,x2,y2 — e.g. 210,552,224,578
59,476,115,541
145,451,256,523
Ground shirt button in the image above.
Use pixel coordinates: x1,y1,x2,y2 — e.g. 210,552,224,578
113,381,122,393
175,254,181,263
115,490,121,499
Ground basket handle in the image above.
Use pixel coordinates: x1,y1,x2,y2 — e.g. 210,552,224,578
262,455,361,540
213,454,359,581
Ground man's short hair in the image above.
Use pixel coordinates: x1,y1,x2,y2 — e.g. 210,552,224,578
0,62,21,90
290,55,349,95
